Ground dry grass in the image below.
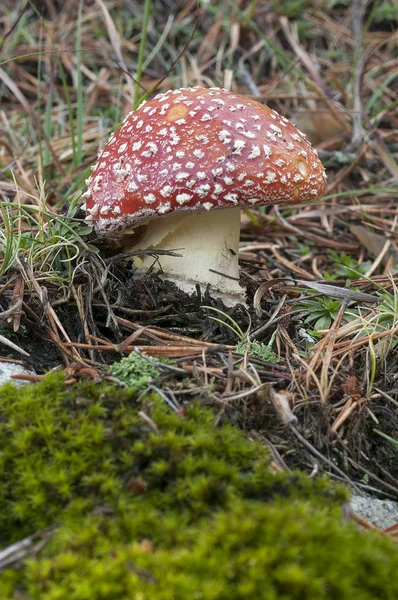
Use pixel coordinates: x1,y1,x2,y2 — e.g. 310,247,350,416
0,0,397,493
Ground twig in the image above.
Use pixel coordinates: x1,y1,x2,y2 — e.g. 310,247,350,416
0,527,55,572
289,424,361,492
346,0,367,152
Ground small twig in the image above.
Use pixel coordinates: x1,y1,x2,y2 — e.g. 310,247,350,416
289,424,361,492
346,0,367,152
0,333,30,357
0,527,55,572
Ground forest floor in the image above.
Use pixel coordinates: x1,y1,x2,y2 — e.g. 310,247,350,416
0,0,397,523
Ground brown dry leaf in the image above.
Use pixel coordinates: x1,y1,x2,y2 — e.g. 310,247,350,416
292,109,349,147
349,224,398,268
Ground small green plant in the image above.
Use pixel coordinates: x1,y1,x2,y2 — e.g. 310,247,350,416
109,350,162,391
344,280,398,352
374,429,398,448
297,295,357,333
370,0,398,24
324,251,372,281
236,339,278,364
202,306,247,341
0,194,93,281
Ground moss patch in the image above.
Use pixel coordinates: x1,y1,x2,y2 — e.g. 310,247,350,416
0,375,397,599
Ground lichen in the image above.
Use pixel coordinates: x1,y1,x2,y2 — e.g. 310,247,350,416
109,349,163,391
0,374,397,599
235,339,278,363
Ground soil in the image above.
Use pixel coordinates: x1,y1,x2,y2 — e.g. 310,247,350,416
1,262,397,501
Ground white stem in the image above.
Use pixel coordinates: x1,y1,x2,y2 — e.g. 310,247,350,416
132,207,246,306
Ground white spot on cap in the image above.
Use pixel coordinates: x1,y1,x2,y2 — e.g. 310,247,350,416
176,150,185,158
197,172,206,180
160,185,173,198
115,165,131,179
193,149,205,159
175,171,190,182
263,144,272,158
196,134,209,144
233,140,245,154
128,181,139,192
142,142,158,157
197,184,211,197
170,132,180,145
118,142,127,153
93,175,103,192
265,171,277,184
159,103,170,115
144,194,156,204
211,167,223,177
218,130,231,143
132,141,142,151
186,162,195,169
248,145,261,159
137,174,148,182
223,176,233,185
158,202,171,214
241,130,256,139
201,114,212,121
224,192,238,204
203,202,213,211
88,204,99,216
176,193,193,205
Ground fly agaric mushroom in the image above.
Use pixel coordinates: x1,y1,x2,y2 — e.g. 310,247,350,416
84,87,326,306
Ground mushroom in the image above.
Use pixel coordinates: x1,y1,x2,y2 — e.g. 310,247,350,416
84,87,326,306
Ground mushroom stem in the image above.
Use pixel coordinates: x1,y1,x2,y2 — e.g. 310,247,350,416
133,207,246,306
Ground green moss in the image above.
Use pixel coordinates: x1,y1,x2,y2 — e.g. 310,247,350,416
0,374,397,599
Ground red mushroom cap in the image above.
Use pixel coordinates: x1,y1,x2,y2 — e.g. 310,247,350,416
84,87,326,233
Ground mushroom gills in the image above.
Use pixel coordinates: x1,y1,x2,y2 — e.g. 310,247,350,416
132,207,246,306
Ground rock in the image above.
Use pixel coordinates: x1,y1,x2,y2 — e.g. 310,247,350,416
351,493,398,529
0,361,36,386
